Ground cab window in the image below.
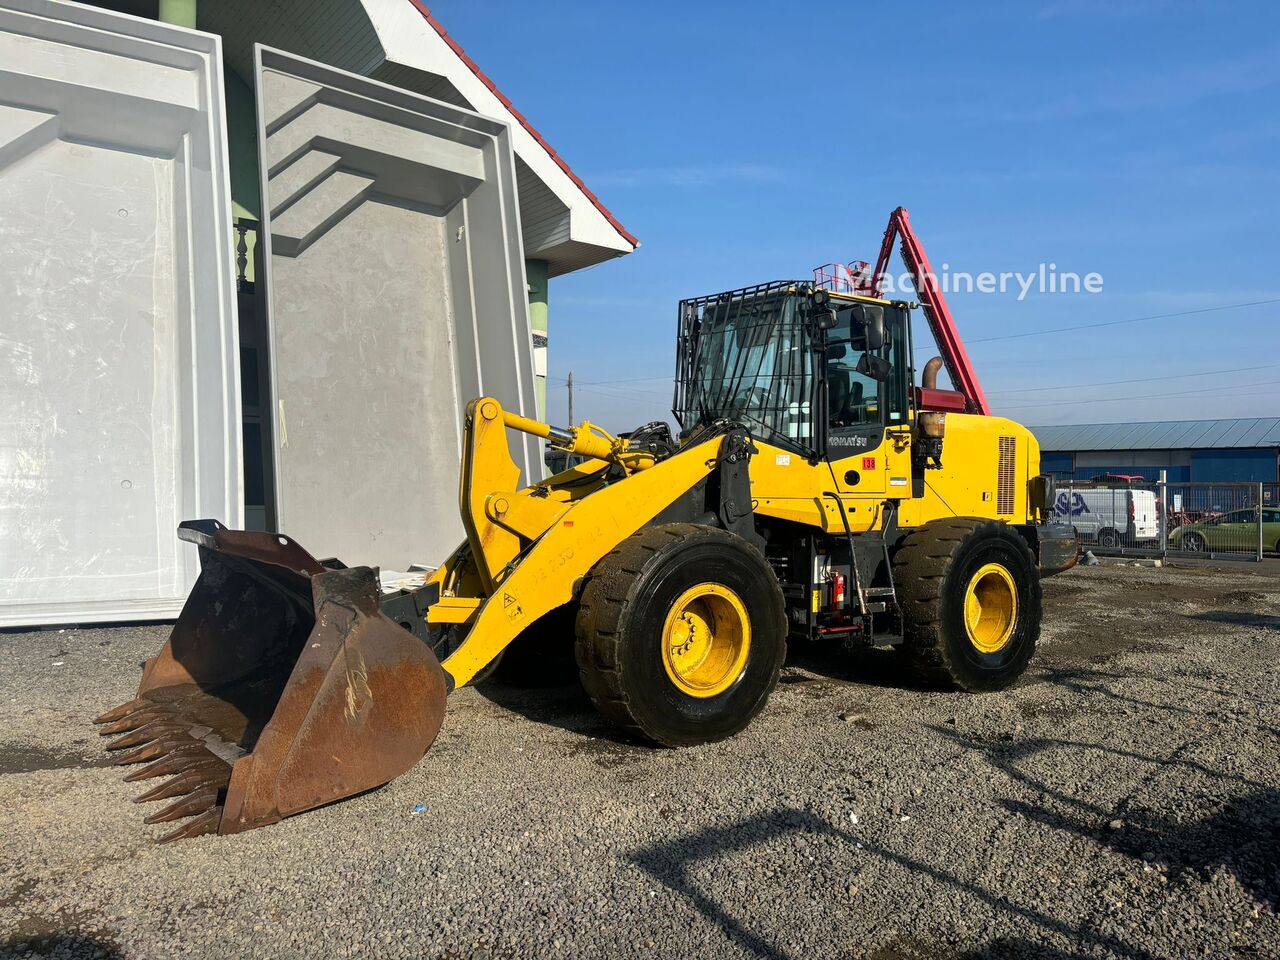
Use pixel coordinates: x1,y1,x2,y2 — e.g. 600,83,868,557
826,342,879,429
825,304,908,438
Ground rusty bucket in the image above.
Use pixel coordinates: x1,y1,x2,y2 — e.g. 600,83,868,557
95,520,447,842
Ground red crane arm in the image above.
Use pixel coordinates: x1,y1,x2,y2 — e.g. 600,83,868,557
871,207,991,416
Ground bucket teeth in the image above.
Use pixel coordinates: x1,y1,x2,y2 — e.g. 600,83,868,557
157,807,222,844
113,737,201,767
98,708,168,736
105,720,185,751
123,752,221,784
134,767,218,803
94,698,150,725
144,787,220,825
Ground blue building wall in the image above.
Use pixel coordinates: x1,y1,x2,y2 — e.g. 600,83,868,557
1190,449,1279,482
1040,449,1277,483
1077,464,1190,481
1041,452,1073,477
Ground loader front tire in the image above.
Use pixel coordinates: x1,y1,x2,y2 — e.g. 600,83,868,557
576,524,786,746
892,518,1040,692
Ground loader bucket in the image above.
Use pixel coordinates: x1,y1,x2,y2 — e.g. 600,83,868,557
94,520,447,842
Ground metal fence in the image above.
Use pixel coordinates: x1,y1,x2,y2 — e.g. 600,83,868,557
1055,474,1269,561
1264,482,1280,509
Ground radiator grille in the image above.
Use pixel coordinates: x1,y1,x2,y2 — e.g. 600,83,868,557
997,436,1017,515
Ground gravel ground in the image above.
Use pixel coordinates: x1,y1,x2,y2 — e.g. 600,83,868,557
1,560,1277,959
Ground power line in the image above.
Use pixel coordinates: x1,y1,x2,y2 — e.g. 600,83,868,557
558,360,1280,403
996,378,1280,410
968,298,1280,344
571,300,1280,384
552,298,1280,409
988,362,1280,396
553,373,671,386
572,382,672,403
912,297,1280,354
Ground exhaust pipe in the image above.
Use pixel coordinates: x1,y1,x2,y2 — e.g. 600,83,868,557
921,356,944,391
919,356,947,437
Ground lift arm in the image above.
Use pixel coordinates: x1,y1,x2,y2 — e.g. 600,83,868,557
871,207,991,416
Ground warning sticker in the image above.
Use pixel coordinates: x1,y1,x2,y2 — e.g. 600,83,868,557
502,592,524,623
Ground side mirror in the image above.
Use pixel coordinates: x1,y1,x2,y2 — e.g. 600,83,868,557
856,352,891,382
851,304,886,350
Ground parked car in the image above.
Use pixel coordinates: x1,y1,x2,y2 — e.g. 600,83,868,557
1054,487,1160,547
1169,508,1280,553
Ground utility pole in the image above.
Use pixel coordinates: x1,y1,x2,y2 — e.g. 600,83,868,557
566,371,574,425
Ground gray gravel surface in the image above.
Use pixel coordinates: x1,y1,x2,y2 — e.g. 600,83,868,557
1,561,1277,959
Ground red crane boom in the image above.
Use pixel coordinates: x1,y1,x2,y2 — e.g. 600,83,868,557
871,207,991,416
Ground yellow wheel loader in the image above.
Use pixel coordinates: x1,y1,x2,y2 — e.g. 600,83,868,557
97,210,1078,841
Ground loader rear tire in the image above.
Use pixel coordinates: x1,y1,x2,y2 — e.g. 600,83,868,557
575,523,786,746
892,518,1040,692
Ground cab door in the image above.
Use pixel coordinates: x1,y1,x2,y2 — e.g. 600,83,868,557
824,303,913,510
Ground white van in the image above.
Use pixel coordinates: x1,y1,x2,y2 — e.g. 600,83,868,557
1054,487,1160,547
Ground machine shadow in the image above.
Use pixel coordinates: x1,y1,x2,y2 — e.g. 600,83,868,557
1190,609,1280,631
470,609,637,745
1,932,125,958
781,637,931,692
928,720,1280,912
628,805,1161,960
1004,786,1280,911
628,807,850,960
948,939,1089,959
472,674,626,743
1041,663,1280,737
475,624,930,746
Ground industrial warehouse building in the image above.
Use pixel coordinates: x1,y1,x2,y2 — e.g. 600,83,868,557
0,0,635,626
1033,419,1280,484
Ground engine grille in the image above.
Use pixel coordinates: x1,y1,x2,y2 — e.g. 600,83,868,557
997,436,1017,515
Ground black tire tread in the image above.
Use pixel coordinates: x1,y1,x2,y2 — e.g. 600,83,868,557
575,523,786,744
891,517,1040,690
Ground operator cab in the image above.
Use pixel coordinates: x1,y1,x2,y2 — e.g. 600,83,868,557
673,283,914,460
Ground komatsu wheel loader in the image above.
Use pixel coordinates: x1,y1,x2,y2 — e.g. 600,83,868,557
96,208,1078,841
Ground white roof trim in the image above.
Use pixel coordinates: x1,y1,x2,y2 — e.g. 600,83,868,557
363,1,636,261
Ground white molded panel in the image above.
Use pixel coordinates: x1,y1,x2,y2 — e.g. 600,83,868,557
0,1,240,626
255,46,536,569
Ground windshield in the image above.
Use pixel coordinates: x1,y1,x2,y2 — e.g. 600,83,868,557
675,288,813,450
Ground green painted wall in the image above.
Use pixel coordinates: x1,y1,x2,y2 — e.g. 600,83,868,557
222,67,260,281
157,0,195,29
223,68,261,223
156,0,260,279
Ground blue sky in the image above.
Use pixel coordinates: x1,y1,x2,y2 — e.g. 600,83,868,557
433,0,1280,431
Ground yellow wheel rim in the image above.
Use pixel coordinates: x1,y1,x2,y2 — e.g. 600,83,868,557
964,563,1018,654
661,583,751,698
